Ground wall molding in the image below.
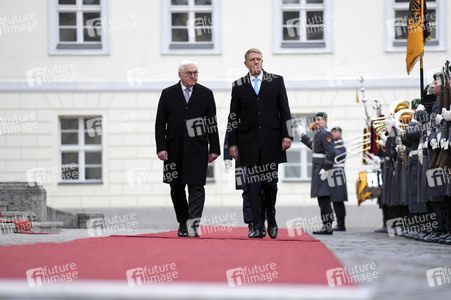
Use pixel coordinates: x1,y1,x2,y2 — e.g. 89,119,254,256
0,77,421,93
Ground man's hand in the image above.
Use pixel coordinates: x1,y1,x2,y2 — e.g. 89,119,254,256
209,153,219,163
319,169,327,181
229,145,238,160
224,159,232,173
157,151,168,161
282,138,292,151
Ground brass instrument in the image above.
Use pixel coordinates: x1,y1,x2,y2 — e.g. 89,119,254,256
389,99,411,114
393,108,414,168
395,108,415,129
371,116,389,136
334,132,371,163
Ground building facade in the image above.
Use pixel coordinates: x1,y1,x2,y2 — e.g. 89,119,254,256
0,0,449,209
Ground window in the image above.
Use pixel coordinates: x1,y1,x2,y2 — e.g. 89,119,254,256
283,114,315,181
59,117,103,183
385,0,445,51
206,164,215,182
49,0,109,55
162,0,221,54
274,0,332,53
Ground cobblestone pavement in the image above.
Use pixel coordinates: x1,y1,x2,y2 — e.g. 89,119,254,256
0,205,449,299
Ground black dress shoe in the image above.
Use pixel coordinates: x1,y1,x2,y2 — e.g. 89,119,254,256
177,223,188,237
250,228,264,238
374,226,388,233
268,226,278,239
248,223,254,238
332,226,346,232
190,226,200,237
313,228,333,235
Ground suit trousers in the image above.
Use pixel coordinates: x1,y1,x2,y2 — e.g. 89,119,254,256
318,196,334,228
169,182,205,224
245,163,278,230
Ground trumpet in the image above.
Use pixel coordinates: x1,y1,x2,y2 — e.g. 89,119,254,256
371,116,389,136
334,132,371,163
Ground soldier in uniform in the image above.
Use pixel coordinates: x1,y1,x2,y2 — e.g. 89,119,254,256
330,127,348,231
297,112,336,234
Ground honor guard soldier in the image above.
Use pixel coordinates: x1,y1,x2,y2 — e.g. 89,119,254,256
297,112,336,234
330,127,348,231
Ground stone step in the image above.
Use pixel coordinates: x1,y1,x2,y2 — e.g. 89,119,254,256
0,211,36,222
30,222,64,233
0,223,16,235
0,221,63,234
0,202,9,212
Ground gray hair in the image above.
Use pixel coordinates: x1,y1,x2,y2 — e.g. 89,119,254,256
244,48,262,61
178,60,198,74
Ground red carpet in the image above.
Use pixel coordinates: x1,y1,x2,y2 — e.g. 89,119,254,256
0,227,353,287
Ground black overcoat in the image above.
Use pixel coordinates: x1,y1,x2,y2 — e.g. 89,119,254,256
227,71,292,166
155,82,220,185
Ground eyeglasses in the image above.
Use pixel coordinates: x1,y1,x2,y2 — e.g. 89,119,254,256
183,71,199,76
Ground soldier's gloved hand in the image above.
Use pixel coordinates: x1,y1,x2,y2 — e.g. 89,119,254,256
430,138,438,149
319,169,327,181
435,114,443,124
416,104,425,111
294,124,304,137
379,134,387,147
442,108,451,121
385,118,395,132
422,141,428,148
224,160,232,173
418,148,423,165
441,138,449,150
395,145,406,153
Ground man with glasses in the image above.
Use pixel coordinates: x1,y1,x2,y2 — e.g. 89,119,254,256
155,60,220,238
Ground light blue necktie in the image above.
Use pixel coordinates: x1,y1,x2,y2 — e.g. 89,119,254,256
184,88,190,103
253,78,259,94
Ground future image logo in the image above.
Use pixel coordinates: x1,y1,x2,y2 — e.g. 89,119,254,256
326,168,346,187
426,167,450,187
226,263,278,287
386,217,405,237
426,266,451,288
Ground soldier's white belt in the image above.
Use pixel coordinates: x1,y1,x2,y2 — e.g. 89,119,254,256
409,150,419,157
312,153,326,158
333,163,344,168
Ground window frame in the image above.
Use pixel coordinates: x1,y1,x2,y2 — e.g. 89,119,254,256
206,163,215,183
58,116,103,184
161,0,221,54
273,0,333,54
385,0,446,52
48,0,110,55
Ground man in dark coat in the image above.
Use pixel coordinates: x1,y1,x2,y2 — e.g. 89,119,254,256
298,112,336,234
155,60,220,238
227,48,292,239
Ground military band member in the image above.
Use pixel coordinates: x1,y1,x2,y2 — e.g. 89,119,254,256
297,112,335,235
